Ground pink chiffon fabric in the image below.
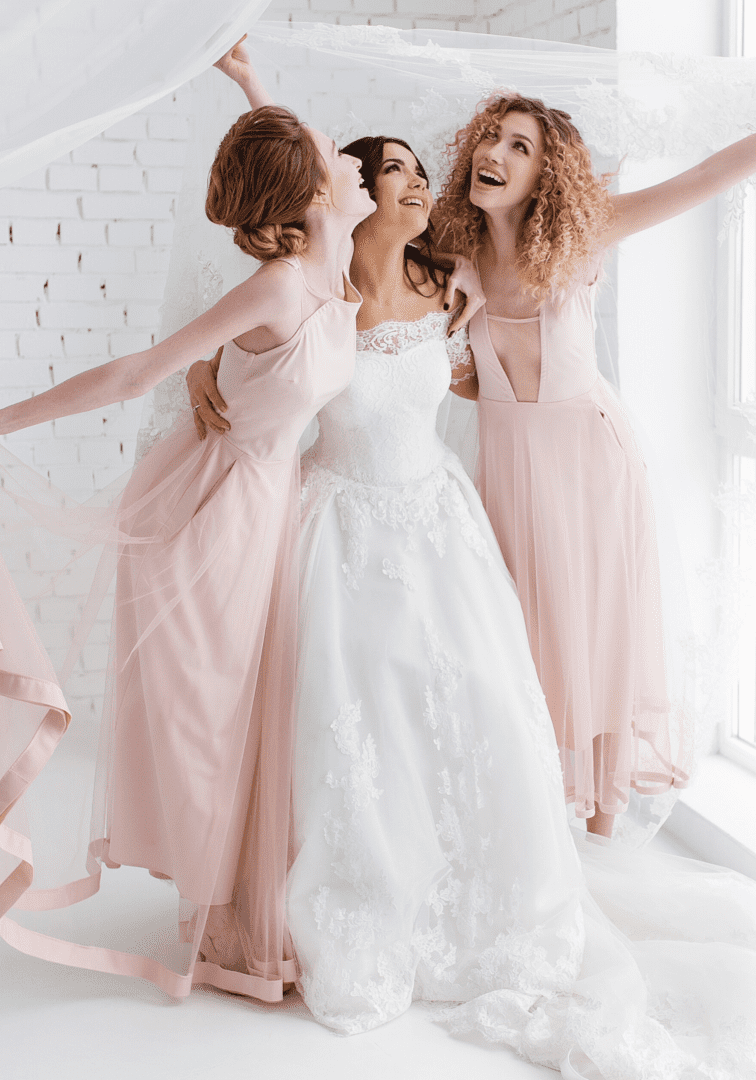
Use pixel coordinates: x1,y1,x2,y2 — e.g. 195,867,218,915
0,258,359,1001
468,278,692,819
0,559,70,917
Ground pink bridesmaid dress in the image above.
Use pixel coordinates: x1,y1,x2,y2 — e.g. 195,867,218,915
0,257,360,1002
468,277,691,820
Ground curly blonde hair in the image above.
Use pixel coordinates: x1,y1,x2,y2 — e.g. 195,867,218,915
432,94,612,300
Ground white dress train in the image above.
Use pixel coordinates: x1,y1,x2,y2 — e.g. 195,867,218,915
286,312,756,1079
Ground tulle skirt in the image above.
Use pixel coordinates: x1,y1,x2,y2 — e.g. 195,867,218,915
288,451,586,1034
477,376,693,819
0,417,299,1000
286,449,756,1079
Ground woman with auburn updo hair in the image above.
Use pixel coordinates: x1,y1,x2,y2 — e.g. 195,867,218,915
0,71,374,1000
433,91,756,837
205,103,324,263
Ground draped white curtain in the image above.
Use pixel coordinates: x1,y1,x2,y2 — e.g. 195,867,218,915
0,0,273,186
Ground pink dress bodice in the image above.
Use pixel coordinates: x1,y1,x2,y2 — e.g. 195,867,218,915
468,281,599,404
217,279,359,464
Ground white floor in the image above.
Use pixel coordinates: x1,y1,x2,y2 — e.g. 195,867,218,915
0,829,692,1080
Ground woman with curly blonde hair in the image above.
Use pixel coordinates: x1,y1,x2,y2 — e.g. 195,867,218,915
433,92,756,838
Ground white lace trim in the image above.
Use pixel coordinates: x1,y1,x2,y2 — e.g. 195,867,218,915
356,312,475,383
357,310,451,352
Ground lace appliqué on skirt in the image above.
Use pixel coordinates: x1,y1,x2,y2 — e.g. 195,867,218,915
300,457,494,591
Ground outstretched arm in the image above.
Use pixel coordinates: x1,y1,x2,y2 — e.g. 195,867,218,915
603,133,756,247
0,263,301,435
214,36,273,111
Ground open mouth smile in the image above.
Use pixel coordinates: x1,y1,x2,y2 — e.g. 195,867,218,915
477,168,506,187
399,197,425,207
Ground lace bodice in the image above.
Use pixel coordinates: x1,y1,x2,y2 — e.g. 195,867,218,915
306,312,472,486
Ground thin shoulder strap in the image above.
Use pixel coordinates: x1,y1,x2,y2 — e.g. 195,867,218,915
277,255,306,323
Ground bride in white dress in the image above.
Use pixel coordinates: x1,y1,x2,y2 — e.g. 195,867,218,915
286,133,587,1029
190,126,756,1078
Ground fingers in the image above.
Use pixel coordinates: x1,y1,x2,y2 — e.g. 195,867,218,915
196,395,231,434
207,382,228,415
214,35,249,72
432,251,455,269
442,274,456,313
193,408,207,441
448,289,485,334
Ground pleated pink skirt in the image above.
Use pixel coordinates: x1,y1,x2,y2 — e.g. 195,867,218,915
0,418,299,1001
477,378,691,817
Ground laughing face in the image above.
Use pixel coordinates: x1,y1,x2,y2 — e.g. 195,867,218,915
310,128,377,221
468,111,545,216
364,142,432,238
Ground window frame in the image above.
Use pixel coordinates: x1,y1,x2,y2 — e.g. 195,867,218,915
715,0,756,774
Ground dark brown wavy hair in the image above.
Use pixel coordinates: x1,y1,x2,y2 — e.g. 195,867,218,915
432,94,612,300
342,135,446,296
206,105,327,262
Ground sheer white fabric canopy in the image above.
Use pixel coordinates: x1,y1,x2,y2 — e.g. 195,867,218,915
0,0,272,187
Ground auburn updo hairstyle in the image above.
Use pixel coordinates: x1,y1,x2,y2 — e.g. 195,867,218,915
206,105,327,262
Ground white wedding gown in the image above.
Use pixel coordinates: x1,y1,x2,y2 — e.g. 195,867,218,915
287,312,756,1079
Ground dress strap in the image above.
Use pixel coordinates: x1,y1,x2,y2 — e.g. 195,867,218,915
487,312,540,325
276,255,307,322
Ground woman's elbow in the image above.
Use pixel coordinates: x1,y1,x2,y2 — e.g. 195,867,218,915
114,355,157,400
451,377,479,402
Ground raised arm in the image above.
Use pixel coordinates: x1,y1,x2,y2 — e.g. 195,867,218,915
214,37,274,111
0,263,301,436
602,133,756,247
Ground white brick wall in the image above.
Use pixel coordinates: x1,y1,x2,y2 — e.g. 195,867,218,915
0,88,190,494
0,0,617,714
267,0,616,46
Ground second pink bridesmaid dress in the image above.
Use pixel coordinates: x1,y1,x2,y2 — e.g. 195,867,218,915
468,276,692,821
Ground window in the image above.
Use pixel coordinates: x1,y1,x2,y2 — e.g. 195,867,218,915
718,0,756,771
